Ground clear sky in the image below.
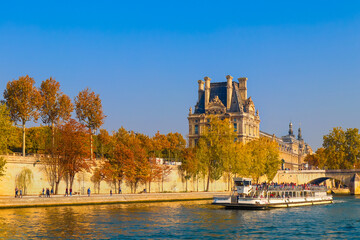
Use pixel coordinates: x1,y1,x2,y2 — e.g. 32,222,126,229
0,1,359,150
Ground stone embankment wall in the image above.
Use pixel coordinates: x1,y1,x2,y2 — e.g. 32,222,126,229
0,155,230,196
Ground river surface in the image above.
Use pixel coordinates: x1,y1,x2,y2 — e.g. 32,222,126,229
0,196,359,239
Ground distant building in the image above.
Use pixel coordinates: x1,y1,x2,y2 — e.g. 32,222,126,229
188,75,312,170
260,123,313,170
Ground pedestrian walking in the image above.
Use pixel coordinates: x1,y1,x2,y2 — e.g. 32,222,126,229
119,186,122,194
42,188,45,197
51,188,54,195
65,188,68,197
70,188,72,196
19,189,22,198
15,187,18,198
110,189,112,196
46,188,50,198
87,187,91,197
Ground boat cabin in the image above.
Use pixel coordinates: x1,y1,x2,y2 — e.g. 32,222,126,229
234,178,252,195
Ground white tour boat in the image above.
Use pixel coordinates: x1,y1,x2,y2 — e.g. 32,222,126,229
213,178,333,210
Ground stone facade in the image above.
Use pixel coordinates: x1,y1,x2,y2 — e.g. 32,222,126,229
260,123,313,170
188,75,260,147
188,75,312,170
0,155,230,196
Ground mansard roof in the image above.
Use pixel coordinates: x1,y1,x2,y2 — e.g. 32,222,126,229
194,81,242,114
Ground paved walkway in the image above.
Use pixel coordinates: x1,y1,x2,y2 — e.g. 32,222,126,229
0,192,227,209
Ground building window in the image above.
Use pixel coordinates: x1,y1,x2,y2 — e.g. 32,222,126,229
234,123,237,132
195,125,198,134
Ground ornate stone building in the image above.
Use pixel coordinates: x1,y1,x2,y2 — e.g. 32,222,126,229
260,123,313,170
188,75,260,147
188,75,312,170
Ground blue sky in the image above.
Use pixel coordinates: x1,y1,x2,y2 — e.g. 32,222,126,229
0,1,359,150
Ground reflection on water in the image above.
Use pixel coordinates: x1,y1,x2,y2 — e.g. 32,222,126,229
0,197,359,239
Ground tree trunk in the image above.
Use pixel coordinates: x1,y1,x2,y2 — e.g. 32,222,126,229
162,176,164,192
69,174,75,190
90,130,93,160
51,122,55,150
55,181,60,195
22,122,26,157
149,181,151,193
197,176,199,192
186,179,188,192
206,171,211,192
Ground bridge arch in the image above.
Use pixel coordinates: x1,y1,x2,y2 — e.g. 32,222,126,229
308,177,348,187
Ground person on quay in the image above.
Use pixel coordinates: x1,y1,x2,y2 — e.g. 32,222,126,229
70,188,72,196
65,188,68,197
110,189,112,196
87,187,91,197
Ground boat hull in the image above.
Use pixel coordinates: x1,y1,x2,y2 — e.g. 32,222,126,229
213,199,333,210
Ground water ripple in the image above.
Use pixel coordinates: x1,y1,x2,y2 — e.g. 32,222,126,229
0,196,359,239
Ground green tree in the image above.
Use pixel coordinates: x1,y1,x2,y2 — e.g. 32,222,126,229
75,88,105,160
3,76,42,156
26,126,51,153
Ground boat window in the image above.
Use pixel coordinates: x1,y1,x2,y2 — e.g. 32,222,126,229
235,181,244,186
244,181,251,186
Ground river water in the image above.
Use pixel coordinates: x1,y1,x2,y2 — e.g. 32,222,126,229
0,196,359,239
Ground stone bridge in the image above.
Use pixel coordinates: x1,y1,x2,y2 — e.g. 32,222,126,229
274,169,360,194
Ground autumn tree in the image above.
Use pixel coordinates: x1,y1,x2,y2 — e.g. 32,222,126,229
94,129,113,159
91,167,105,193
196,116,237,191
179,147,197,192
40,77,73,148
304,148,327,169
241,137,281,183
152,131,170,158
322,127,360,169
122,133,150,193
75,88,105,160
56,119,91,190
107,141,130,192
166,132,186,160
147,157,163,193
3,76,42,156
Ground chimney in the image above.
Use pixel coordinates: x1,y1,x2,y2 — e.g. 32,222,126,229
197,80,204,103
238,77,248,101
204,76,211,109
226,75,233,110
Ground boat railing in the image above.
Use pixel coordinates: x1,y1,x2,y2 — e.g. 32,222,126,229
253,185,327,192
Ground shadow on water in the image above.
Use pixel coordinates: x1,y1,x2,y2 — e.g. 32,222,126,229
0,197,359,239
